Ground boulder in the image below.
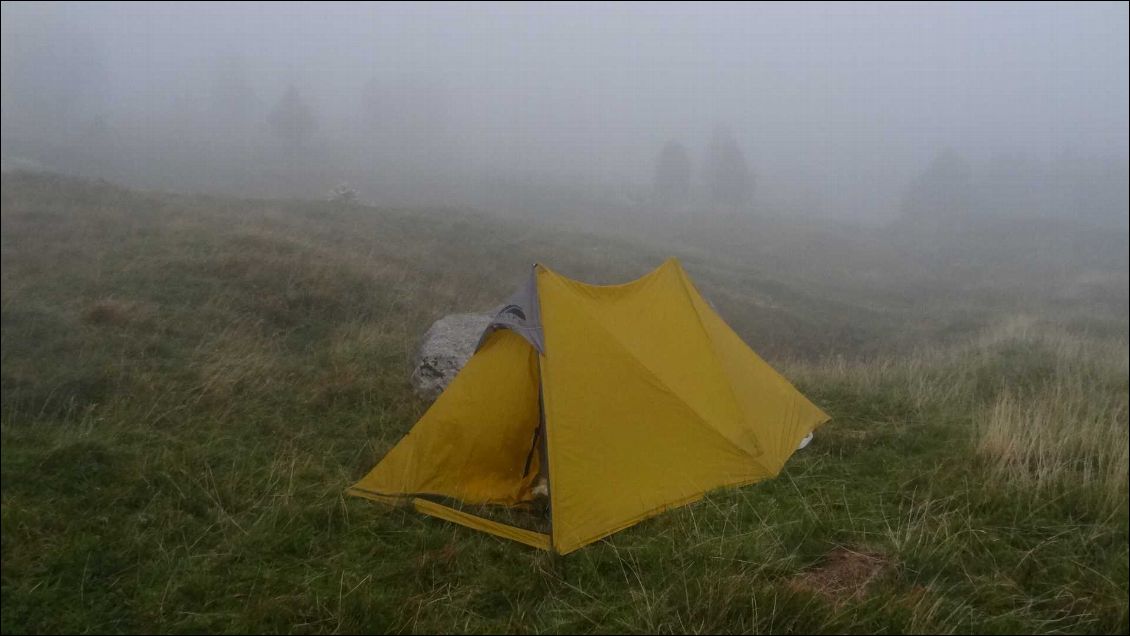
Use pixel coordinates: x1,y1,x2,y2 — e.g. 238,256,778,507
410,312,494,399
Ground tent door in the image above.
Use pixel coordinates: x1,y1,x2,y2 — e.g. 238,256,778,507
521,426,541,479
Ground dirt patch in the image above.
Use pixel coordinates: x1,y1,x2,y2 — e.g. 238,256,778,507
416,541,458,570
81,298,155,326
789,547,890,604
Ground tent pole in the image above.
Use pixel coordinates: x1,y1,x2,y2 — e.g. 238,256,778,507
536,357,555,554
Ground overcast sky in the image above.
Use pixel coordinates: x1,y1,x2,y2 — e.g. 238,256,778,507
3,1,1127,219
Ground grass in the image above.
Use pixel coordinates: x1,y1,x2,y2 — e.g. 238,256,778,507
1,171,1127,633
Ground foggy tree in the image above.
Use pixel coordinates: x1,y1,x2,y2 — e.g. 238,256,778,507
268,85,316,150
705,127,753,210
900,148,974,225
652,141,692,206
0,4,1125,222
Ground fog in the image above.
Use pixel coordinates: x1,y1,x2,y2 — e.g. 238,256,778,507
2,1,1127,226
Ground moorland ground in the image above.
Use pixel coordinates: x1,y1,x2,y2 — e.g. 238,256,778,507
1,172,1127,633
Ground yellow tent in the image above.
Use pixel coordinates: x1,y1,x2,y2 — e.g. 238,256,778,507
348,258,829,554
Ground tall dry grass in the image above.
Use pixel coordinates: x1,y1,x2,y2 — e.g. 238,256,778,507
788,315,1129,514
976,325,1129,509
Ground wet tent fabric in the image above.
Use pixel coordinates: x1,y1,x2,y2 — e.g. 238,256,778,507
348,328,542,506
348,258,829,554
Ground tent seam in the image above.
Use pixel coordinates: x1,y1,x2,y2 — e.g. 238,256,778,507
539,266,759,465
673,263,769,461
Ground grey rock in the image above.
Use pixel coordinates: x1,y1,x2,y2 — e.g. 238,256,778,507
410,312,494,399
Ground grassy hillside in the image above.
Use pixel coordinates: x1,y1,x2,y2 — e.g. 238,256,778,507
1,172,1127,633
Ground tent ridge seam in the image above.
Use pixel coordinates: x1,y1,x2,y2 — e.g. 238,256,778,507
544,274,757,464
674,265,767,461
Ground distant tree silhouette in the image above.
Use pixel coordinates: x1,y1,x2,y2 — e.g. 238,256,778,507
652,141,692,206
705,126,753,210
900,148,973,224
268,85,315,150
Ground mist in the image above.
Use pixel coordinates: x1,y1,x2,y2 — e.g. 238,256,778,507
3,6,1130,627
2,1,1127,227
